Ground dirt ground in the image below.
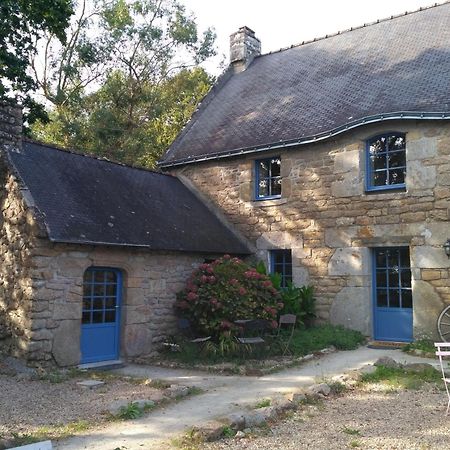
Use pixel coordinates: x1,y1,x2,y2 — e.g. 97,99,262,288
0,373,164,437
204,383,450,450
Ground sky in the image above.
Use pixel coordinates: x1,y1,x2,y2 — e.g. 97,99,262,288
183,0,441,73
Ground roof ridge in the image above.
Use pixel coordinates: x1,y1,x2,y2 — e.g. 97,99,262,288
23,137,175,178
258,1,449,58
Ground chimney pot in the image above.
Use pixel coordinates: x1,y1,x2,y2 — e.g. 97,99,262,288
230,26,261,72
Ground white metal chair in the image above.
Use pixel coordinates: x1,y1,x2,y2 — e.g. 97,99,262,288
435,342,450,415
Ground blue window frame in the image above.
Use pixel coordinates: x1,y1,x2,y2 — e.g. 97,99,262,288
270,249,292,288
255,157,281,200
366,133,406,192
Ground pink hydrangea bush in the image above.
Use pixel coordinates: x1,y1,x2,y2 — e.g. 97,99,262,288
175,255,283,338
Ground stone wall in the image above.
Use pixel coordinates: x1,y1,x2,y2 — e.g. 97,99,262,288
28,243,203,366
173,120,450,339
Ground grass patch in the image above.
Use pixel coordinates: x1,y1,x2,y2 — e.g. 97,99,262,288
254,398,271,409
10,420,90,446
360,365,441,390
328,380,347,395
349,440,360,448
342,426,361,436
172,427,205,450
403,339,435,354
221,425,236,438
166,324,365,365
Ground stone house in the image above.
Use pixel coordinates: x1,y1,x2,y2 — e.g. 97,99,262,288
0,4,449,368
0,107,249,366
159,4,450,343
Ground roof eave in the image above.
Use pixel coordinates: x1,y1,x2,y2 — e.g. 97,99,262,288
159,111,450,169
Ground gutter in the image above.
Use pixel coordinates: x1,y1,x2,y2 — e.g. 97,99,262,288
158,111,450,168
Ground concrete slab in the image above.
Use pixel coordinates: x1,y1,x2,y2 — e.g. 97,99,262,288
76,379,105,389
10,441,52,450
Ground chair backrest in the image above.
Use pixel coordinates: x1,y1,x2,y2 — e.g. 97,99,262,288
279,314,296,325
243,319,270,334
435,342,450,357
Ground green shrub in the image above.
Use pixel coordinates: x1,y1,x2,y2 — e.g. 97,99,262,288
403,339,435,354
175,256,283,339
280,283,316,325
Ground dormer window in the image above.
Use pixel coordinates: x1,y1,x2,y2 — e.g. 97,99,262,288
255,157,281,200
366,133,406,191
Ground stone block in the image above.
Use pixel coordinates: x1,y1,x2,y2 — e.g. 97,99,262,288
52,319,81,366
412,246,450,269
328,248,369,276
329,287,371,335
52,302,82,321
413,280,444,340
333,149,360,173
123,324,152,357
406,137,438,161
77,379,105,389
325,227,357,248
406,161,436,190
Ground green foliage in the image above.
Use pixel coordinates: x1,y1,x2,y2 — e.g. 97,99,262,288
287,324,365,355
221,426,236,438
342,427,360,436
175,255,283,340
254,398,271,409
403,339,435,354
30,0,217,168
280,284,316,325
117,402,144,420
360,365,441,390
0,0,73,123
328,380,347,395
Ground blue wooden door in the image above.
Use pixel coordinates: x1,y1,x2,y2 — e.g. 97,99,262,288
373,248,413,342
81,268,121,363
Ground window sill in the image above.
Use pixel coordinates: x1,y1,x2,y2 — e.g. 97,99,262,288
365,185,406,195
252,198,287,207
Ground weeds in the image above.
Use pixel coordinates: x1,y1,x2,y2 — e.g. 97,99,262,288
221,425,236,438
403,339,435,355
342,426,361,436
116,402,144,420
349,440,360,448
360,365,441,390
254,398,271,409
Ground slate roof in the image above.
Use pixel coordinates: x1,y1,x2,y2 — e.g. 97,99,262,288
6,141,250,254
160,3,450,167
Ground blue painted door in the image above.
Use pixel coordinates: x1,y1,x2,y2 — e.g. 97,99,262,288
81,268,121,363
373,248,413,342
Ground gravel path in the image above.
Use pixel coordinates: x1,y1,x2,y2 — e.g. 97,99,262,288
204,384,450,450
0,374,163,436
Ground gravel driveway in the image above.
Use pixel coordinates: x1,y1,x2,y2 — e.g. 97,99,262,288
204,384,449,450
0,373,164,437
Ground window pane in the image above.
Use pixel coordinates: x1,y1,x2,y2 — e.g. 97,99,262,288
386,249,399,268
105,271,117,283
375,249,386,267
94,271,105,283
389,290,400,308
258,160,269,179
258,178,269,197
270,158,281,177
369,138,386,155
270,177,282,196
82,311,91,324
387,135,405,151
402,290,412,309
93,298,103,310
377,289,388,307
93,284,105,296
388,151,405,168
373,171,387,186
83,283,91,296
104,310,116,323
388,269,399,288
105,297,116,309
105,284,117,296
372,154,387,171
376,270,387,287
92,311,103,323
400,270,411,288
399,248,410,266
82,298,91,311
389,168,405,185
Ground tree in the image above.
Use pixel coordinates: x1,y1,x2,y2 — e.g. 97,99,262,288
31,0,216,167
0,0,73,123
32,67,212,166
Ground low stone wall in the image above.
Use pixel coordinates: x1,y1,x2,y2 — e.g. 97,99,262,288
173,120,450,339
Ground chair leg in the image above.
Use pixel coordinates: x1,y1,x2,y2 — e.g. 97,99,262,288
446,397,450,416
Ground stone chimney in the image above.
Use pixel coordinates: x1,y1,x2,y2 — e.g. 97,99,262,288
0,103,22,151
230,26,261,72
